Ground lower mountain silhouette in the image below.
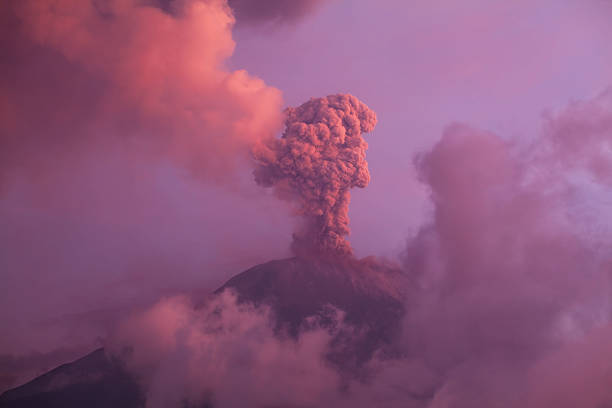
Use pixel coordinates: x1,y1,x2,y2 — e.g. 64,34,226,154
0,349,144,408
0,256,405,408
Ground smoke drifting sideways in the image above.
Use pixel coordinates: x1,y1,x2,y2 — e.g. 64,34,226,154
0,0,293,392
109,292,339,408
227,0,328,25
110,291,429,408
109,88,612,408
397,89,612,408
0,0,282,185
253,94,377,256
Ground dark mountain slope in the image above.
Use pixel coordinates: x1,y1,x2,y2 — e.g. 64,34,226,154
216,256,405,366
0,348,144,408
1,256,405,407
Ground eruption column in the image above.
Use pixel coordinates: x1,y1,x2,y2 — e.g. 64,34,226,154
253,94,377,256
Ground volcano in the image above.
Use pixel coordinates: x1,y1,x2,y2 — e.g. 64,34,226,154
0,256,405,408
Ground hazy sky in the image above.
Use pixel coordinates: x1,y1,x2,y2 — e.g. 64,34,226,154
231,0,612,256
2,0,612,397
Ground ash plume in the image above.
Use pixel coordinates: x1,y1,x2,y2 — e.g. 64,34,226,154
6,85,612,408
253,94,377,256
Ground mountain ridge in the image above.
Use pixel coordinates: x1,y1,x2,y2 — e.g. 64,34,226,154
0,256,405,408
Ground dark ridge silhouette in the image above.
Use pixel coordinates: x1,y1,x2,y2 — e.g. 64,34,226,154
0,256,405,407
0,348,144,408
216,257,405,368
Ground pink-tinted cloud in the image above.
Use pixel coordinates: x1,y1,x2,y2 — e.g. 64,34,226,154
543,87,612,184
109,292,341,408
253,94,377,256
101,88,612,408
0,153,293,392
3,1,612,406
1,0,282,186
0,0,290,392
525,327,612,408
109,290,436,408
396,91,612,407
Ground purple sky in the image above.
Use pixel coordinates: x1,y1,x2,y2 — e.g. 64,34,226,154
2,0,612,398
230,0,612,256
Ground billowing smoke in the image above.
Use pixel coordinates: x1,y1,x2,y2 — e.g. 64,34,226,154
4,0,612,406
227,0,328,25
109,292,341,408
108,87,612,408
0,0,290,392
395,89,612,407
109,291,429,408
253,94,377,256
0,0,282,185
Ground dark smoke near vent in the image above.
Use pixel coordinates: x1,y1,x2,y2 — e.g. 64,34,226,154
5,89,612,408
3,0,612,406
0,256,407,408
227,0,328,25
149,0,329,25
253,94,377,256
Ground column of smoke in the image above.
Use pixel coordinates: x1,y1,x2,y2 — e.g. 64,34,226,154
4,0,612,407
113,88,612,408
0,0,337,391
253,94,377,256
